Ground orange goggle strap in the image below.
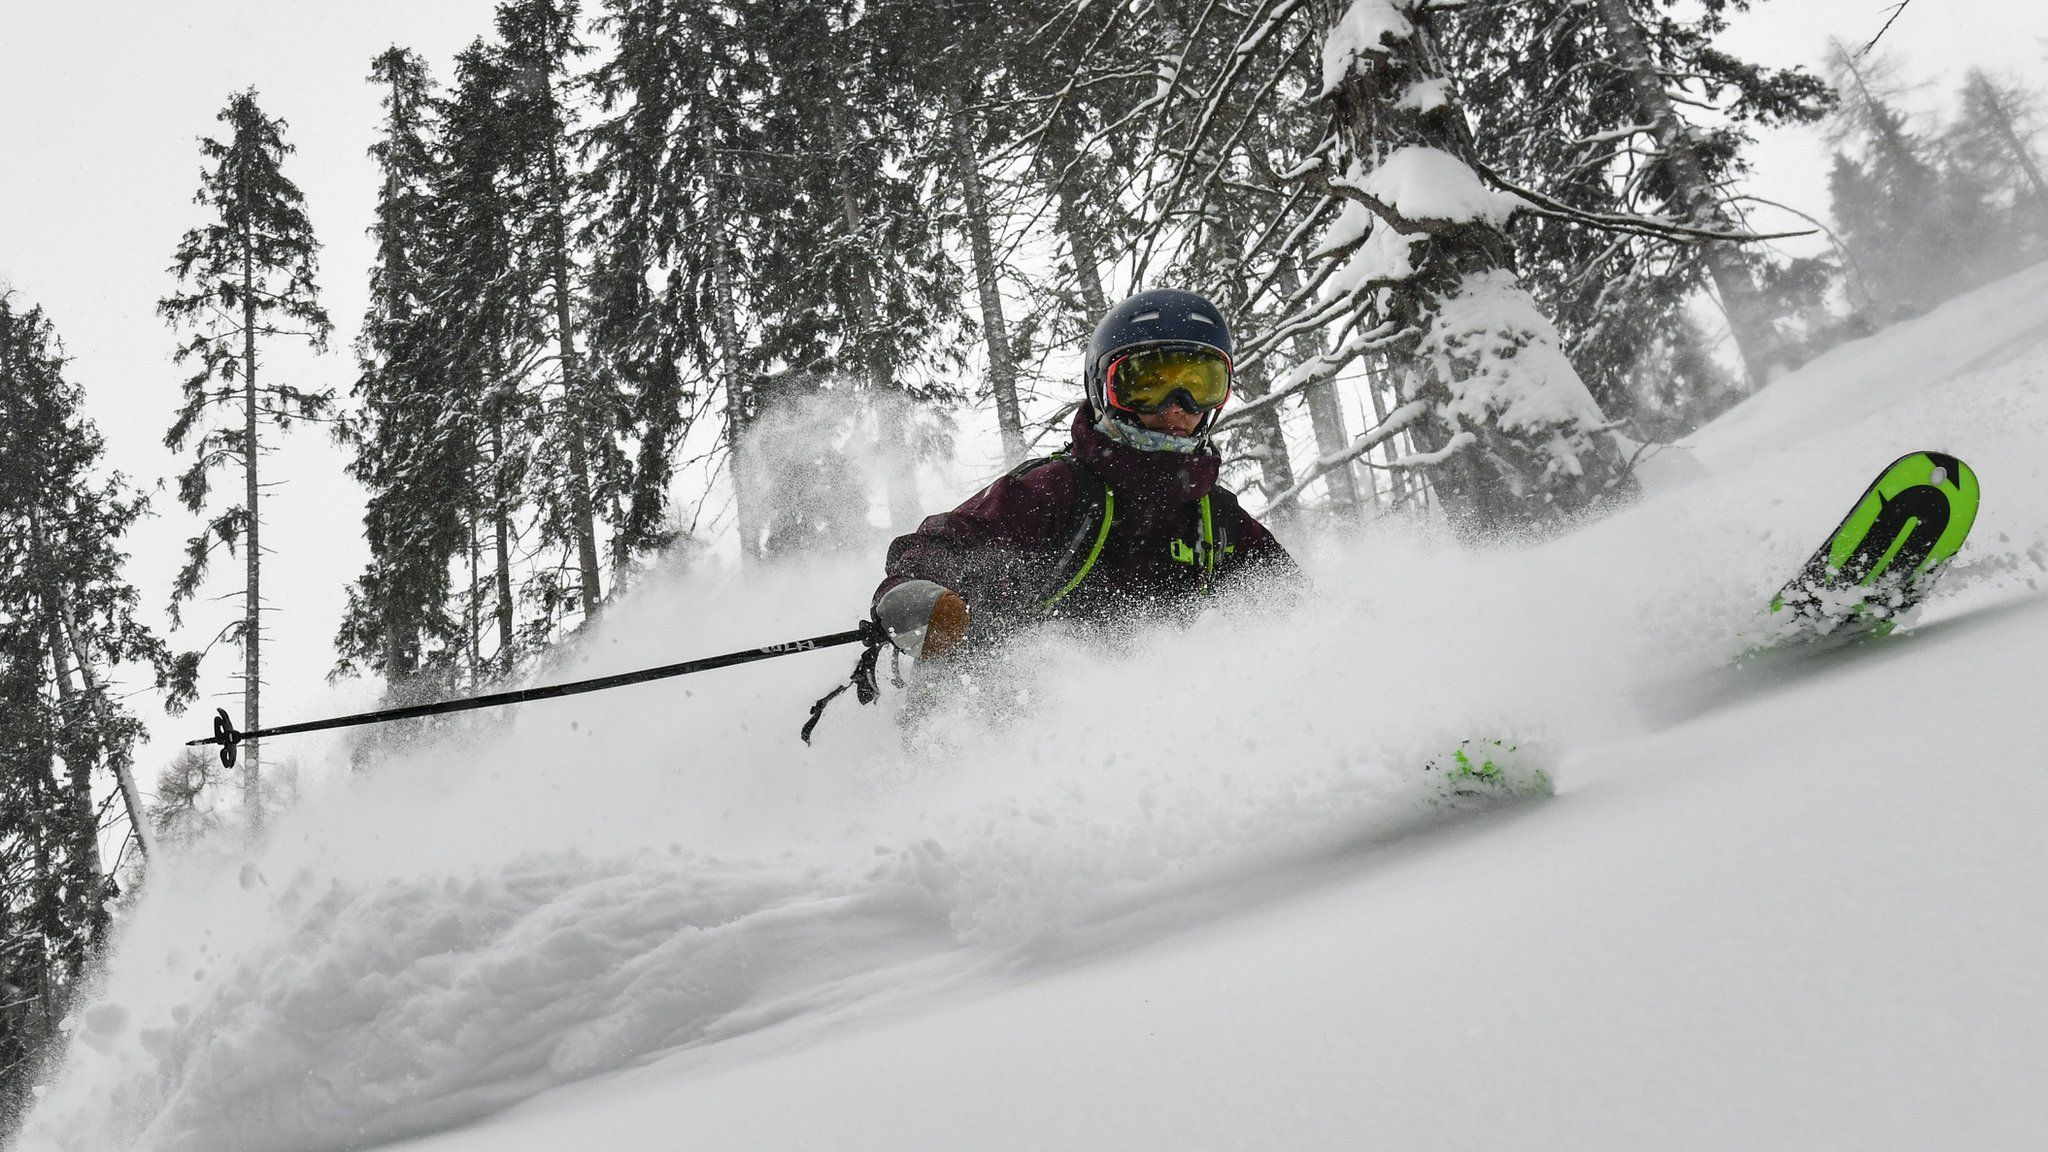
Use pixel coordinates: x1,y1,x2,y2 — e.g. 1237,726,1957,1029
1104,347,1233,414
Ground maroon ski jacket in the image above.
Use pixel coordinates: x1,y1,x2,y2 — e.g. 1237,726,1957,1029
874,404,1296,638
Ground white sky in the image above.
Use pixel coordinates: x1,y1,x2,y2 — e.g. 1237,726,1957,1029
1,0,2043,780
1716,0,2048,246
2,1,501,780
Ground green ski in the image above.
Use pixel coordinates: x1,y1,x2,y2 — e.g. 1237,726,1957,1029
1768,450,1980,643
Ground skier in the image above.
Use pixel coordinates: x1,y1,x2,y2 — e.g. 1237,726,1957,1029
872,288,1297,659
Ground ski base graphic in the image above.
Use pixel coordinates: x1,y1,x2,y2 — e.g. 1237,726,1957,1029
1765,450,1980,647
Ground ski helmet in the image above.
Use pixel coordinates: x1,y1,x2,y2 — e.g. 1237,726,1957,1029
1085,289,1233,435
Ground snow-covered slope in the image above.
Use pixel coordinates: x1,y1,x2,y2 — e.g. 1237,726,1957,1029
17,262,2048,1152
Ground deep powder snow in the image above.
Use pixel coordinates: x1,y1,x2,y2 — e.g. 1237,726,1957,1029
16,262,2048,1152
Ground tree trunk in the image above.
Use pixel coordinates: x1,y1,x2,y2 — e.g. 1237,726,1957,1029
1594,0,1787,388
490,413,516,663
543,139,604,621
1274,261,1362,512
42,616,107,949
58,611,155,864
466,506,482,685
1223,357,1298,504
825,93,921,531
25,504,154,865
705,137,762,564
1305,375,1363,509
1197,225,1296,503
240,198,263,835
947,88,1026,465
1040,122,1111,318
1314,0,1621,530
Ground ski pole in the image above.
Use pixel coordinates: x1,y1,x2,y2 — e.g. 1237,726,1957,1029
189,619,888,767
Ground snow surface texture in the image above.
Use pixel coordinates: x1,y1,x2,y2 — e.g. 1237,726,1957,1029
17,261,2048,1150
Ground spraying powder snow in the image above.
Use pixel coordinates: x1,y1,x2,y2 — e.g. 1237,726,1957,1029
18,263,2048,1152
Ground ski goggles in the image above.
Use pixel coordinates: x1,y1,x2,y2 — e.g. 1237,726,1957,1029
1104,346,1233,415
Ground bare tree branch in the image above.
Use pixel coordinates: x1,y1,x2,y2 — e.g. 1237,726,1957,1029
1857,0,1915,59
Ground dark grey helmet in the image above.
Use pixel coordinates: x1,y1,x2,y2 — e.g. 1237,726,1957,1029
1084,289,1233,425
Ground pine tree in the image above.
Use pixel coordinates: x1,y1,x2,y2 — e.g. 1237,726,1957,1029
946,81,1027,465
1449,0,1832,425
745,0,967,541
1,295,195,1118
494,0,621,621
1585,0,1800,387
432,40,542,672
1950,69,2048,258
157,89,333,831
1310,0,1625,529
337,47,475,694
1822,44,2014,321
585,0,759,560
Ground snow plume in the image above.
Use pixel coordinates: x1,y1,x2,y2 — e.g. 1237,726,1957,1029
14,503,1746,1151
736,385,952,555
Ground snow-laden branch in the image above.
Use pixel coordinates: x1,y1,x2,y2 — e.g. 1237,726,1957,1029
1262,399,1432,513
1220,315,1404,430
1468,158,1814,243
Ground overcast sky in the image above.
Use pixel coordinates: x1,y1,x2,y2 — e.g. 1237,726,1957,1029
1,0,2043,775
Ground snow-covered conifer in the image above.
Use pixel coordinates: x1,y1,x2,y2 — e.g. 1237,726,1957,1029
157,89,334,827
493,0,621,622
1311,0,1626,529
0,296,195,1115
337,47,476,694
1449,0,1833,431
1948,70,2048,261
584,0,761,561
745,1,968,542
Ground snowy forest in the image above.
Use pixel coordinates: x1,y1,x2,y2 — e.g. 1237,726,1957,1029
5,0,2048,1131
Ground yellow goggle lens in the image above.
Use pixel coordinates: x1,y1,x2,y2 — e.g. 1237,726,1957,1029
1107,348,1232,413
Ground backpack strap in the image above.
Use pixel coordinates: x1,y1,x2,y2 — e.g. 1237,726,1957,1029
1169,490,1240,593
1013,453,1112,611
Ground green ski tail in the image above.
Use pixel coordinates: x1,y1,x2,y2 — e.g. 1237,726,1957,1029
1425,739,1554,807
1769,451,1980,640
